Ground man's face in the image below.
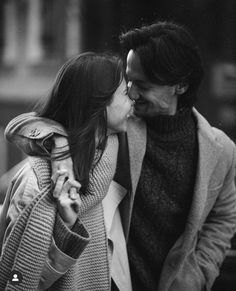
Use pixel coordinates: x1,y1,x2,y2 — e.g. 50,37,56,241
126,50,178,117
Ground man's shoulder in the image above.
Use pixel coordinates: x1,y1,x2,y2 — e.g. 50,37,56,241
194,109,234,145
211,127,235,149
194,109,236,164
211,127,236,170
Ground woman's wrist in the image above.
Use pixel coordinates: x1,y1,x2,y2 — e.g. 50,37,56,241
61,215,77,229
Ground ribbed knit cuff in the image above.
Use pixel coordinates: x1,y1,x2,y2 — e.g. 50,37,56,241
53,213,91,259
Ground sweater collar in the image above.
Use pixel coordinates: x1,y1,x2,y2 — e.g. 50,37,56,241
145,107,195,141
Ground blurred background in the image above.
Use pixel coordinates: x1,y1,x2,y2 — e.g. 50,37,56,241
0,0,236,289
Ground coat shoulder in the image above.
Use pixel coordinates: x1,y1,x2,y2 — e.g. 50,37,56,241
10,161,40,206
212,127,236,165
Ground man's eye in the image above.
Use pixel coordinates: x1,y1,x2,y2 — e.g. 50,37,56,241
137,85,147,91
133,83,148,91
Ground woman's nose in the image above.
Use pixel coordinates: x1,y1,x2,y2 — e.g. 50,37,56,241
128,82,139,101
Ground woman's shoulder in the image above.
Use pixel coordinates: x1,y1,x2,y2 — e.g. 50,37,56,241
103,134,119,165
0,161,41,245
9,160,40,209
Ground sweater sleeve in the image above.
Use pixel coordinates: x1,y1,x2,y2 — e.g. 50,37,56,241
38,215,91,290
0,164,91,289
53,213,90,258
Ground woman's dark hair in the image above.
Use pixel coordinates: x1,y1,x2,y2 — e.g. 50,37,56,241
35,52,124,193
120,21,204,108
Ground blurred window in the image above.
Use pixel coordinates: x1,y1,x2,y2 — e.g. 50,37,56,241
0,0,81,67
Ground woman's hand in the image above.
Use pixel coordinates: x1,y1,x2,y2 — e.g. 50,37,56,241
51,170,82,228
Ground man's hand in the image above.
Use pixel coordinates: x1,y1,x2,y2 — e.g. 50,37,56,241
51,170,82,228
51,136,78,199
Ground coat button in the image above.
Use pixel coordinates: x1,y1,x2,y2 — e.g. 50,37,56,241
29,128,40,137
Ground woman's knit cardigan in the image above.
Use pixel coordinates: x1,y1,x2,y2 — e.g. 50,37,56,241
0,135,118,291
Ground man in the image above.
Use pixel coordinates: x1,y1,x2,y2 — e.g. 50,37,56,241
4,21,236,291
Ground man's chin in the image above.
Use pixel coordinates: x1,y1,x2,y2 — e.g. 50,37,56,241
133,108,142,117
134,105,146,117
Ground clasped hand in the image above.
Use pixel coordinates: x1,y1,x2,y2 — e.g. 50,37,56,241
51,170,82,228
49,135,82,228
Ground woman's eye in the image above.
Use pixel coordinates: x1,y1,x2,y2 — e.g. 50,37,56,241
124,87,129,95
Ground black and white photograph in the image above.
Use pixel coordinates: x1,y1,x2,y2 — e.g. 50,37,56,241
0,1,236,290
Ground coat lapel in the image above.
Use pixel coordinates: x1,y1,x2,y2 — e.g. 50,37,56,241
127,116,147,196
183,109,223,245
158,109,223,290
121,117,146,238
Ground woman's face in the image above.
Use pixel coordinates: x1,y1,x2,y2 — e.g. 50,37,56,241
106,79,133,134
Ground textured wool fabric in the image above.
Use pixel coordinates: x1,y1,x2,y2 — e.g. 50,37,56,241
0,134,119,291
0,159,56,291
127,109,198,291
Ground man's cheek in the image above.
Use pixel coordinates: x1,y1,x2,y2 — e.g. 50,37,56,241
152,97,169,111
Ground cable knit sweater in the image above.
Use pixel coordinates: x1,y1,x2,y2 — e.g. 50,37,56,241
0,134,118,291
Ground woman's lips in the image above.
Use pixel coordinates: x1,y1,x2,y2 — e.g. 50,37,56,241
127,106,134,118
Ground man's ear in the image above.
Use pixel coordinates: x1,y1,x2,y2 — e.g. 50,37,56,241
175,83,189,95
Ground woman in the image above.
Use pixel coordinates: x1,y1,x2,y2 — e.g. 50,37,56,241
0,52,134,290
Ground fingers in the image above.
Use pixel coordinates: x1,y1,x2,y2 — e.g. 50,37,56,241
70,187,78,200
71,199,81,213
51,160,60,177
51,170,68,198
51,171,82,210
63,180,82,206
51,156,74,180
69,187,82,206
51,167,82,226
63,179,81,192
51,169,68,185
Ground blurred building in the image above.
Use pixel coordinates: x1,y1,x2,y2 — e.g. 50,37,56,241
0,0,82,177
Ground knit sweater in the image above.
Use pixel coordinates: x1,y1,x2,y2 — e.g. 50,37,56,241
127,108,198,291
0,134,118,291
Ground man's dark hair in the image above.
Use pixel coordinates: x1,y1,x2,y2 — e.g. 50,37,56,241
120,21,204,108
